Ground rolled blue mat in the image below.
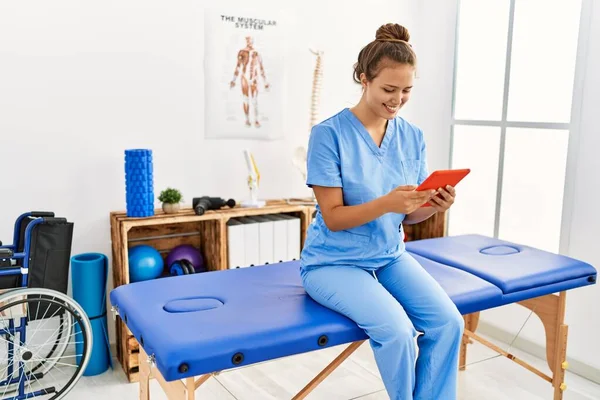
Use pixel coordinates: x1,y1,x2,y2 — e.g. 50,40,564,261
71,253,113,376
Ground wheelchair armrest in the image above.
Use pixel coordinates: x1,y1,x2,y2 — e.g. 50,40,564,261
42,217,67,223
31,211,55,218
0,248,13,258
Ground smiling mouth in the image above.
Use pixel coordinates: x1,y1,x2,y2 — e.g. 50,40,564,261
384,104,399,113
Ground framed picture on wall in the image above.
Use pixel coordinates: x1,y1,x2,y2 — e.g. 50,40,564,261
204,8,285,140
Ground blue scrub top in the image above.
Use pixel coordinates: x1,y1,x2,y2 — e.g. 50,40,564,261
300,108,429,271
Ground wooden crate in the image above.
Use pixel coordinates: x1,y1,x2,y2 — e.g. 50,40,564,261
115,318,140,383
109,200,314,382
109,199,445,382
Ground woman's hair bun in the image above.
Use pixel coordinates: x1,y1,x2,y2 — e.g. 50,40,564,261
375,23,410,42
352,22,416,84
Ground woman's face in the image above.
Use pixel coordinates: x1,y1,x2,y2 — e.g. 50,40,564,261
361,61,415,120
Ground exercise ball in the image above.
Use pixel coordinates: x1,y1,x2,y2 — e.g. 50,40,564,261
166,244,205,272
128,245,164,282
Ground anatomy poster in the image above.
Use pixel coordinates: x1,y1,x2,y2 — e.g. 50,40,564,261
204,9,285,140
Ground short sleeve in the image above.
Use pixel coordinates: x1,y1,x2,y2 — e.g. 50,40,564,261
417,130,429,185
306,125,342,188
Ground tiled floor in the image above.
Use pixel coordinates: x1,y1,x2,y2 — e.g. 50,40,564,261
65,336,600,399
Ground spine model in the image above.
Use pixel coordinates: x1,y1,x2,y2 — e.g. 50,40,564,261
309,49,323,130
292,49,324,185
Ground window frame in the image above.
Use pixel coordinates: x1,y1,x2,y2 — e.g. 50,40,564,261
447,0,592,254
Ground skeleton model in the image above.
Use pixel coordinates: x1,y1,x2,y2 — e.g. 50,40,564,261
293,49,323,182
230,36,270,128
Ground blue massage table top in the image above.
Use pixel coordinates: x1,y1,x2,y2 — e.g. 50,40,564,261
405,234,596,294
109,234,596,381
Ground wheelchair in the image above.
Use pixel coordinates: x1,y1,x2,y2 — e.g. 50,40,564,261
0,212,92,399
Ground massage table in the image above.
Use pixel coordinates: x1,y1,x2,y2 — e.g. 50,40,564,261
109,234,597,400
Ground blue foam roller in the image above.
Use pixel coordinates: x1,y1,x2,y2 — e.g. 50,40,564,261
71,253,113,376
125,149,154,217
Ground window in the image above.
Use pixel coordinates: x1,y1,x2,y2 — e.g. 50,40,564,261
448,0,583,253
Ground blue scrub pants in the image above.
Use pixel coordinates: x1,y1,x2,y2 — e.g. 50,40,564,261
300,251,464,400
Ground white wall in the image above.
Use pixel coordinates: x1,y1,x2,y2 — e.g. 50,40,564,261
409,1,457,173
412,0,600,382
0,0,418,344
561,0,600,373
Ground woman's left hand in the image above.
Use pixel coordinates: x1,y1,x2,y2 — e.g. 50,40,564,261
429,185,456,212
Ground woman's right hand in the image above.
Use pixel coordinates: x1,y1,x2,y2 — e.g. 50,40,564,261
383,185,436,214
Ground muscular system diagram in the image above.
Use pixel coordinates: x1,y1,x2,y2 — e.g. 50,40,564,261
230,36,270,128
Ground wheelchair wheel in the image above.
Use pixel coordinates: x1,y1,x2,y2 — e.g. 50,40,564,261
0,288,92,399
29,311,72,377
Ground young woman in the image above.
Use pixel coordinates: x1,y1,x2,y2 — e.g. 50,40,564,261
300,23,464,400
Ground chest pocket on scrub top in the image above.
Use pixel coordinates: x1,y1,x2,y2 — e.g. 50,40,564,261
401,159,422,186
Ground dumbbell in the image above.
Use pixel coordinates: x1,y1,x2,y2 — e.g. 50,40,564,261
169,259,196,276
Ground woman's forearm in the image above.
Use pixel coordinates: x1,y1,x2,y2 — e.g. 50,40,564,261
324,196,391,232
403,206,437,225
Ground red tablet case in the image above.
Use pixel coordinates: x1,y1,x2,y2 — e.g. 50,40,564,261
417,169,471,207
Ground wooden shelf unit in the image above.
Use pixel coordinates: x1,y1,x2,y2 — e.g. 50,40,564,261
109,199,446,382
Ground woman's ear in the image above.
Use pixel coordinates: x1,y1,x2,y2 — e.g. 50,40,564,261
360,73,368,89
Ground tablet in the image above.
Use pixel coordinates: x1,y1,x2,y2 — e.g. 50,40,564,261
416,168,471,207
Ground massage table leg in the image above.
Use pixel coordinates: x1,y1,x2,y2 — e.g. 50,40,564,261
460,312,480,371
459,291,569,399
139,347,208,400
519,291,569,400
292,340,364,399
139,346,150,400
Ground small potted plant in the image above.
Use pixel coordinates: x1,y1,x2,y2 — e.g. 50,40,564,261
158,187,183,214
